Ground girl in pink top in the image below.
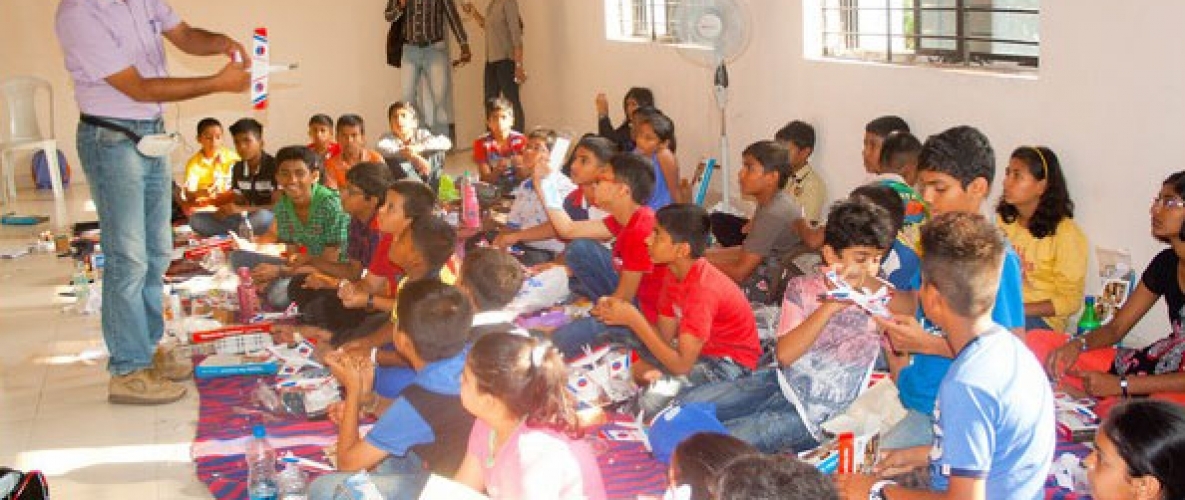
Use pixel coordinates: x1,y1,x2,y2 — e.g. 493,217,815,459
455,332,607,500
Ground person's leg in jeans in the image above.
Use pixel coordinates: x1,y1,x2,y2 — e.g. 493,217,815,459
78,118,186,403
307,453,428,500
249,209,275,234
551,316,634,359
493,59,524,131
77,120,164,376
401,45,428,124
422,41,452,137
187,212,226,237
564,239,618,301
879,408,936,450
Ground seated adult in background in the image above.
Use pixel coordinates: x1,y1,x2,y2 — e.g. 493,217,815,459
189,118,277,237
232,146,350,309
1037,171,1185,415
1086,400,1185,500
997,146,1088,332
594,87,653,153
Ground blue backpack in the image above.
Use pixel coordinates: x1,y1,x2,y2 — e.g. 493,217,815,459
30,149,71,189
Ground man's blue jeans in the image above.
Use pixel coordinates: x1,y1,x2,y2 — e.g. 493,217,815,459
677,368,819,453
77,118,172,376
401,41,453,136
308,453,427,500
188,209,274,237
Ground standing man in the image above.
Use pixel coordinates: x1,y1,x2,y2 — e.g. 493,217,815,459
56,0,249,405
386,0,471,141
464,0,527,133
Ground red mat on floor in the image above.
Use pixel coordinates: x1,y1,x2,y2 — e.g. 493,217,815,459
192,374,666,500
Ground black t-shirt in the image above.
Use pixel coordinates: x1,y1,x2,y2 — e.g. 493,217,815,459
1141,248,1184,325
231,153,277,207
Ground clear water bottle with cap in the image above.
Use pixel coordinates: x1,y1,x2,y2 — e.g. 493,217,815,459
277,455,307,500
247,424,278,500
72,261,90,311
238,211,255,241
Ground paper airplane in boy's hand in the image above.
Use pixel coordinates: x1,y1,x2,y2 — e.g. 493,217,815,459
822,268,894,319
238,27,298,110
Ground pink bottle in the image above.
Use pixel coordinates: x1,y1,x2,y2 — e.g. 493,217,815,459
237,266,260,324
461,171,480,229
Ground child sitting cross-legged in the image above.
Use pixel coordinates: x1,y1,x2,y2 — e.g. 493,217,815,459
474,97,527,194
453,332,607,500
838,212,1055,500
677,198,896,454
308,279,476,500
376,101,452,191
587,203,761,390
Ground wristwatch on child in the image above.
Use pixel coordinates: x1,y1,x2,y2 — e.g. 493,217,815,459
869,480,896,500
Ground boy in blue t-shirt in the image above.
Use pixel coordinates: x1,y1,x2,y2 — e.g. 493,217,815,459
839,212,1054,500
309,280,475,499
873,126,1026,451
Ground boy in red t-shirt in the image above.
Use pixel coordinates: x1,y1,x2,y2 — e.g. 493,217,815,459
595,203,761,386
537,152,667,358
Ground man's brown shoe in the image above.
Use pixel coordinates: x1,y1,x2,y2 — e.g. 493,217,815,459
108,369,187,405
153,345,193,382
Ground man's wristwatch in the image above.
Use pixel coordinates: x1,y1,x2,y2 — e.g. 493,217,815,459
869,480,896,500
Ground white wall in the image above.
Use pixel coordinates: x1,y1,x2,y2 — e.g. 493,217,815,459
513,1,1185,341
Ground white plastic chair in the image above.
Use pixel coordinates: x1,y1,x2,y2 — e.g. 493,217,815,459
0,76,64,207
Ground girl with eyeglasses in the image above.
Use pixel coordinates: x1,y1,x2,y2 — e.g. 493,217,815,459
1033,170,1185,416
453,332,607,500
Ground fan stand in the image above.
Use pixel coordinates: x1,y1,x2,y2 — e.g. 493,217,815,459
712,59,736,215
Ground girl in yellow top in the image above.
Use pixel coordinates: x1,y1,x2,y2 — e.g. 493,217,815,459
182,118,240,210
997,146,1088,332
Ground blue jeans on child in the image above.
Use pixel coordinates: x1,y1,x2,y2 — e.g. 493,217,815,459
188,209,274,237
880,408,936,450
554,238,629,357
77,118,172,376
307,453,427,500
677,368,819,453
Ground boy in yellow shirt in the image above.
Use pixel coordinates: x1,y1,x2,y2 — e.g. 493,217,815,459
180,118,239,212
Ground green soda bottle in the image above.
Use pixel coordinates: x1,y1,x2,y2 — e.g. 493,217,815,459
1076,295,1100,337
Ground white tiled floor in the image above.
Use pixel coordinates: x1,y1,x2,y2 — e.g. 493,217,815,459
0,186,211,499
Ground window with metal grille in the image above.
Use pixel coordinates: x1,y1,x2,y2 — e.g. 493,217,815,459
821,0,1039,70
604,0,681,43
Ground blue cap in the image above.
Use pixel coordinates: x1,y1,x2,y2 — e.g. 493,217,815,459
646,402,729,464
252,424,267,439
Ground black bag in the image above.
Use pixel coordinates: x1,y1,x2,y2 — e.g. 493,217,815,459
0,467,48,500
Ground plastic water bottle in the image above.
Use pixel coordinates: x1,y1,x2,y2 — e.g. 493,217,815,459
277,456,308,500
247,425,278,500
238,211,255,241
238,267,260,324
72,261,90,311
461,171,480,229
90,244,105,279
